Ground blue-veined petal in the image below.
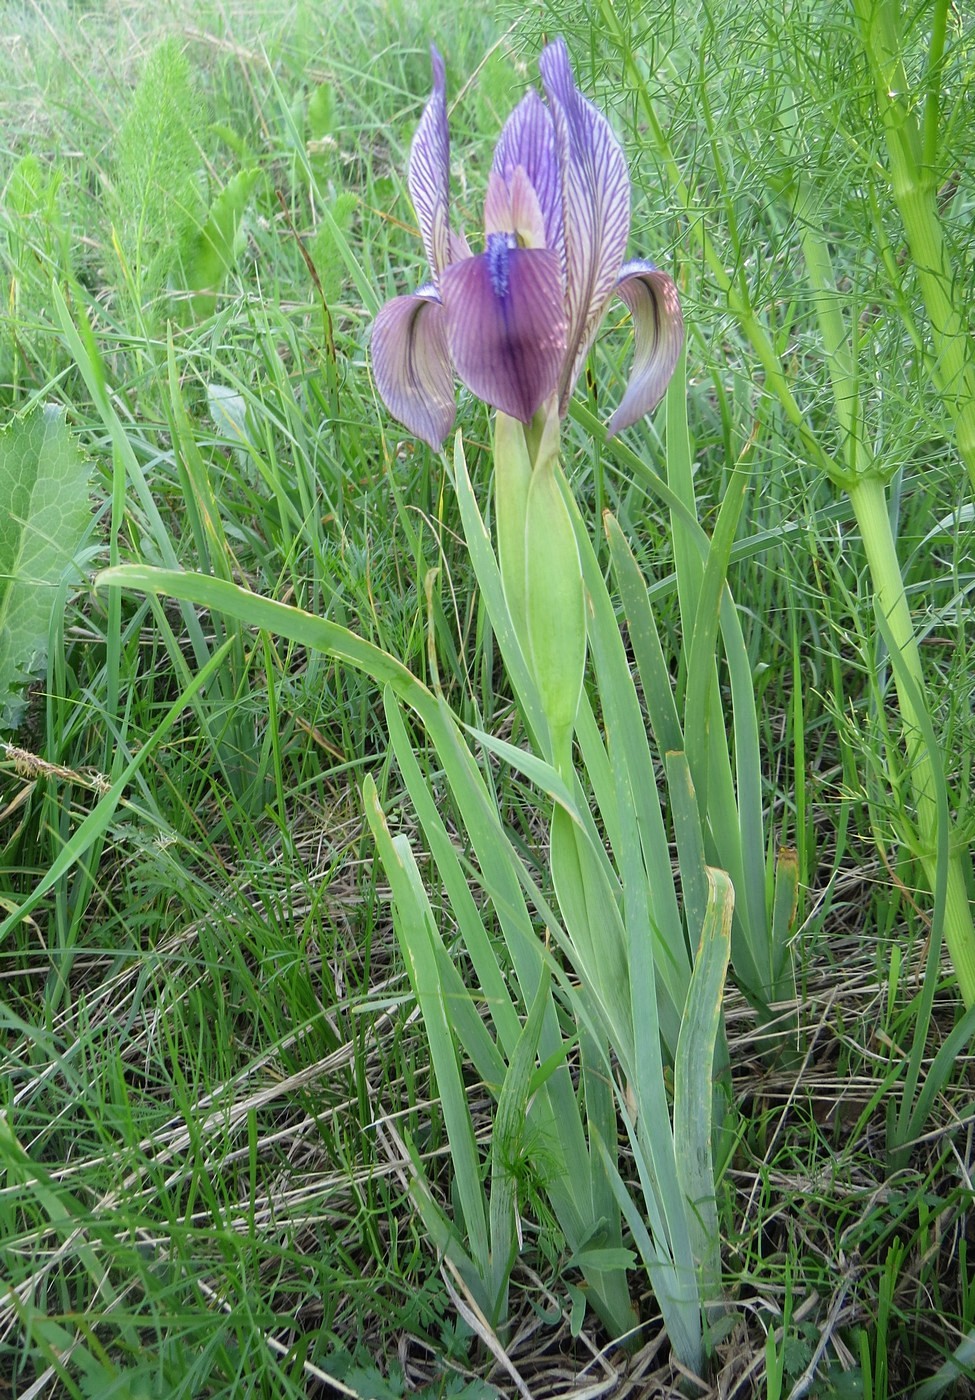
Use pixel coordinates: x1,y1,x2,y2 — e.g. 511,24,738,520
606,262,684,436
492,90,564,264
442,239,566,423
539,38,630,410
372,288,456,448
408,47,451,283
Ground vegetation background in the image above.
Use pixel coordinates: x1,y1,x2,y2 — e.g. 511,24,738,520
1,0,973,1395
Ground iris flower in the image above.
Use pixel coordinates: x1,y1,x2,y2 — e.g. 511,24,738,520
372,38,684,449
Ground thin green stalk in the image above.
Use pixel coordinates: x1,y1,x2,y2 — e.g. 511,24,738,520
791,177,975,1006
851,0,975,491
791,176,867,480
848,474,975,1005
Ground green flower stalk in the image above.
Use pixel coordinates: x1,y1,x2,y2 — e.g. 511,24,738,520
852,0,975,494
852,475,975,1006
522,419,585,773
792,161,975,1008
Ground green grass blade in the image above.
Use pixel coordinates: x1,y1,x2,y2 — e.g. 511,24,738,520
565,479,691,1036
383,688,517,1071
682,464,748,811
488,967,551,1310
0,635,236,943
549,804,632,1062
605,512,684,759
363,777,493,1309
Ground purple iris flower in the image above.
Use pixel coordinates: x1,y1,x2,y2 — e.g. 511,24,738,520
372,38,684,450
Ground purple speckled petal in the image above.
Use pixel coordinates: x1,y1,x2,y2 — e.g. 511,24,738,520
408,47,451,283
606,262,684,436
372,289,456,448
442,240,566,422
492,89,564,263
539,38,630,411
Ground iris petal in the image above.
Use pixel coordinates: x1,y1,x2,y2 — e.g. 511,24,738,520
606,262,684,436
484,168,546,250
442,244,567,423
408,47,451,283
539,38,631,411
492,90,564,265
508,167,547,249
449,228,473,262
484,170,513,238
372,289,456,448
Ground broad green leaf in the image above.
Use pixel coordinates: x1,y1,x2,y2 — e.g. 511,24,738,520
570,1246,636,1272
0,406,91,730
550,805,631,1063
524,456,586,764
674,867,734,1299
207,382,251,445
576,1020,634,1328
450,435,546,747
568,478,689,1041
594,1126,702,1372
717,579,771,1000
665,351,705,635
666,753,710,958
461,724,577,815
